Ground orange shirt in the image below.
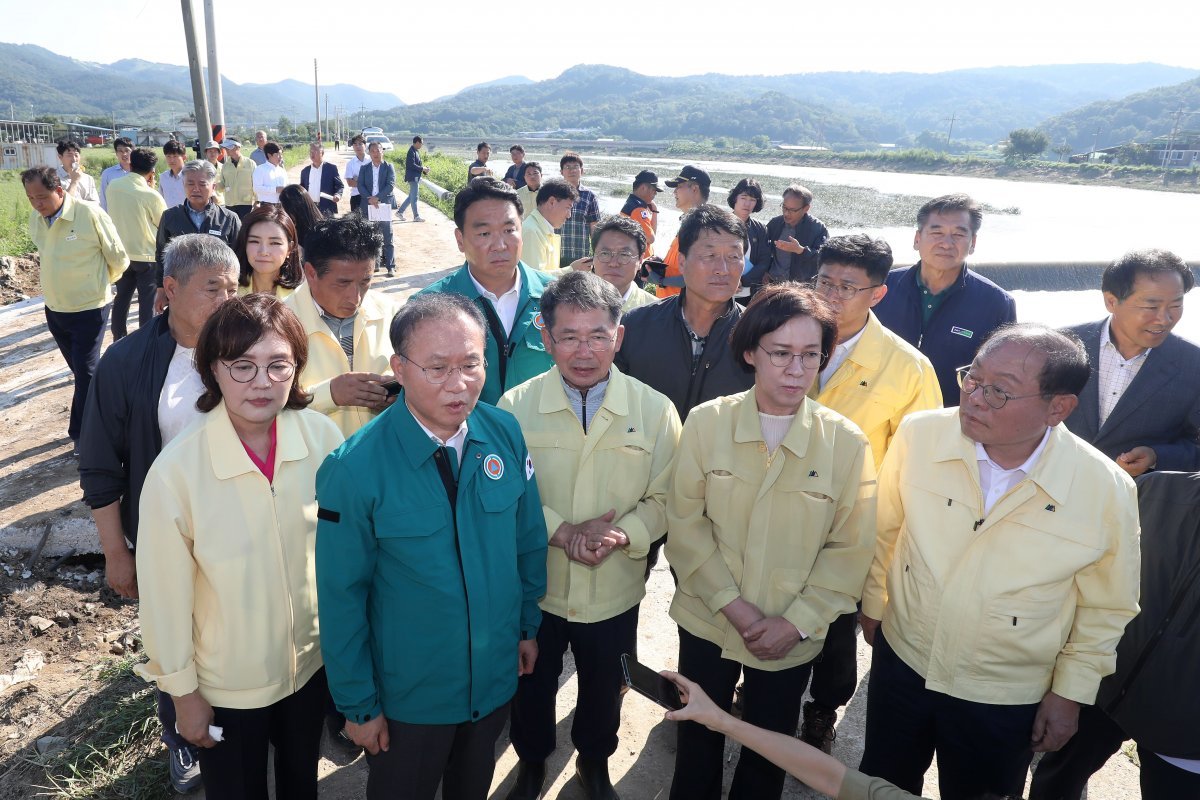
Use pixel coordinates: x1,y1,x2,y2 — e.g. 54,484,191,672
655,237,681,298
622,205,656,260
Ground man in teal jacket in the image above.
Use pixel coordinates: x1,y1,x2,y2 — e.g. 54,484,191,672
417,177,555,405
315,291,548,800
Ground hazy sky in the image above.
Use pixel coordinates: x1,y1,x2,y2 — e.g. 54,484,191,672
8,0,1199,104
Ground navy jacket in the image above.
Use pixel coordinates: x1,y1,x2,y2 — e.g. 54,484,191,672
78,312,176,544
299,162,345,215
1064,320,1200,471
873,262,1017,406
154,202,241,285
403,146,424,182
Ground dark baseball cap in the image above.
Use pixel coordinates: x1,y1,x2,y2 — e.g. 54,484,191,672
221,139,240,149
664,165,711,188
633,170,663,192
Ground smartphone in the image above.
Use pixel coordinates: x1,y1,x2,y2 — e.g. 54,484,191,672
381,380,401,397
621,653,683,711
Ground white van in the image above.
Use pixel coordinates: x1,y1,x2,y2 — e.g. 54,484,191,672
365,133,393,152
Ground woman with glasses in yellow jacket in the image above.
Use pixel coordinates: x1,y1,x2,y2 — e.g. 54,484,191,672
135,295,343,799
665,283,877,800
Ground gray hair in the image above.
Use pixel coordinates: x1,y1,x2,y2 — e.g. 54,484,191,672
541,271,623,331
182,159,216,181
163,234,238,285
976,323,1091,397
389,292,486,355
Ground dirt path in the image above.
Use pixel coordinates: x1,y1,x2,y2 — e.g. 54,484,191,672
0,152,1141,798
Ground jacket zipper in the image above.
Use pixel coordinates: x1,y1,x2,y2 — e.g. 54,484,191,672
266,477,298,695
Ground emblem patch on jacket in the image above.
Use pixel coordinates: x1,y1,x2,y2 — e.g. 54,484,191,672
950,326,974,338
484,454,505,480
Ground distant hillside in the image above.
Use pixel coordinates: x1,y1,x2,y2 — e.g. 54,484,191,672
1038,76,1200,153
0,44,403,125
374,63,1199,146
433,75,533,102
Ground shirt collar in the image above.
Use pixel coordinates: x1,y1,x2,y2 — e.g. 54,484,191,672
468,267,520,302
409,404,469,450
974,426,1052,478
1100,316,1151,362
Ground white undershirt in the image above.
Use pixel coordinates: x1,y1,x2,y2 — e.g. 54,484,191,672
975,428,1051,514
158,344,206,445
411,409,468,466
344,156,367,197
307,162,323,203
371,163,381,198
468,268,522,335
820,323,868,390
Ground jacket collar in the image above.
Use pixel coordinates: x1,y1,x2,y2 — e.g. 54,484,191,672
677,289,739,326
290,279,390,329
732,386,813,459
207,402,310,480
909,260,970,294
931,412,1073,505
844,311,885,372
449,261,545,303
537,364,632,417
389,392,492,470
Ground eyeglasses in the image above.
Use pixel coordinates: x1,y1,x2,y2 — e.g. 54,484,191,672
758,346,824,370
548,331,618,352
782,203,807,214
594,249,638,266
956,367,1044,409
401,355,486,385
222,360,296,384
811,276,882,301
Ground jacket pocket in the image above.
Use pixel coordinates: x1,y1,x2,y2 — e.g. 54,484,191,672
886,537,938,658
480,475,523,513
596,437,654,502
969,597,1064,686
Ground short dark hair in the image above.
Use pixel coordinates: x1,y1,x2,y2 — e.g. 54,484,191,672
350,134,366,146
730,283,839,374
590,214,646,258
163,140,186,156
21,166,60,191
56,139,81,156
817,234,895,285
917,193,983,234
303,214,383,277
234,204,303,290
726,178,764,213
194,294,312,412
535,178,578,207
1101,248,1195,300
262,142,282,157
509,144,525,154
278,184,324,251
524,161,542,174
541,271,623,331
390,292,486,355
678,205,746,258
782,184,814,207
129,147,158,176
113,137,133,151
477,141,490,153
559,151,583,170
976,323,1091,397
412,135,423,144
453,177,522,229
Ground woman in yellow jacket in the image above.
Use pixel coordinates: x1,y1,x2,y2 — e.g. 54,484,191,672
136,294,343,799
234,204,302,300
665,283,877,800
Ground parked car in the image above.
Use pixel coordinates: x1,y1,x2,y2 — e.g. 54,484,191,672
365,133,393,152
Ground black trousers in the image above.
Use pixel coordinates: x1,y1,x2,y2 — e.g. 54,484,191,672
365,703,509,800
509,605,638,762
1029,702,1200,800
196,668,327,800
156,688,190,751
669,627,813,800
807,610,859,710
44,304,109,441
350,195,361,215
111,260,156,340
858,633,1038,800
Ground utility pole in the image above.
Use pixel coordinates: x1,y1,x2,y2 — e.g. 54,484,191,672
181,0,212,156
203,0,225,143
1160,106,1198,170
314,59,322,143
325,93,330,144
943,114,957,149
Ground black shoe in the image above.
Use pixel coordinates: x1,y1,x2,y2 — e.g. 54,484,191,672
167,744,202,793
505,759,546,800
325,713,362,755
575,756,619,800
799,700,838,754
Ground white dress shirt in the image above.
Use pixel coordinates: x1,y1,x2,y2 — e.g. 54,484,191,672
370,163,382,199
158,344,206,445
344,156,368,197
975,427,1051,514
468,268,522,334
252,161,287,204
412,412,468,466
158,169,186,208
306,163,324,203
1097,317,1151,427
819,323,868,390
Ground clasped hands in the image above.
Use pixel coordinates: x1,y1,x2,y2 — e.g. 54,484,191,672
550,509,627,566
722,597,803,661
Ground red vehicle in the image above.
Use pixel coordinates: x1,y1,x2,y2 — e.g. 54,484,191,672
84,134,107,146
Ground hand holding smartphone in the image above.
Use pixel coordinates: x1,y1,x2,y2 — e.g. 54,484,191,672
621,653,683,711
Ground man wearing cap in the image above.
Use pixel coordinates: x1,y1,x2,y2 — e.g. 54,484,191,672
249,130,269,166
300,143,344,216
652,165,711,298
620,170,660,260
202,141,225,205
219,139,256,220
766,184,828,284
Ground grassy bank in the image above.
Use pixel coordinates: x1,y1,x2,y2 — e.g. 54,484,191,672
385,150,468,219
0,171,34,257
